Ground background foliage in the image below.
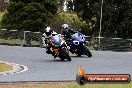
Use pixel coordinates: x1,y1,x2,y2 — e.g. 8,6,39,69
1,0,132,38
1,0,58,32
70,0,132,38
50,12,92,35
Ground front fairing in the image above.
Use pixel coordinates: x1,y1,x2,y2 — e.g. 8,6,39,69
71,33,85,45
51,35,64,47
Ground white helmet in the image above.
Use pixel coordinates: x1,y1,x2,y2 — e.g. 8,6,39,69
45,27,53,36
45,27,51,32
62,24,69,29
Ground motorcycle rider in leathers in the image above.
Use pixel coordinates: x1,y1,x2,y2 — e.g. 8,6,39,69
42,27,54,54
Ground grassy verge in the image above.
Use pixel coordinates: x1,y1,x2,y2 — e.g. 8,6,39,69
0,39,22,45
0,39,40,46
0,82,132,88
0,62,12,72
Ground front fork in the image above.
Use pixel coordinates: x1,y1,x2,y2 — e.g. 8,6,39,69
83,43,88,49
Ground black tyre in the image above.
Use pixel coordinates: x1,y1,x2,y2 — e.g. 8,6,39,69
59,54,64,61
76,49,82,57
67,55,71,61
85,48,92,57
61,48,71,61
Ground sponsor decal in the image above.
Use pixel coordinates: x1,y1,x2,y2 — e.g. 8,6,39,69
76,66,131,85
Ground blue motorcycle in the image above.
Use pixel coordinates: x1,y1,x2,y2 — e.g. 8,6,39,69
69,32,92,57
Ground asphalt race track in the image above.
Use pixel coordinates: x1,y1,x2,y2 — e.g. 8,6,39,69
0,45,132,82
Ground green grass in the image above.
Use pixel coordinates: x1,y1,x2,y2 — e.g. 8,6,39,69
69,83,132,88
0,38,40,46
0,82,132,88
0,62,12,72
0,39,22,45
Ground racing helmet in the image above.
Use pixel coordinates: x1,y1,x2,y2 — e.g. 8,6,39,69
45,27,53,36
62,24,69,29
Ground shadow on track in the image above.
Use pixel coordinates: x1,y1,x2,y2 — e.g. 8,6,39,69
44,59,70,62
70,55,90,58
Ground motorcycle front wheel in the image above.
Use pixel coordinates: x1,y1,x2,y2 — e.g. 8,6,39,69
83,45,92,57
59,48,71,61
85,48,92,57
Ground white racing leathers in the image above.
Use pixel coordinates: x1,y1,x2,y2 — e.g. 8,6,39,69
42,33,51,46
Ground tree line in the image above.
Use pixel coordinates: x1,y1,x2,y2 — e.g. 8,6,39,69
68,0,132,38
1,0,58,32
1,0,132,38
